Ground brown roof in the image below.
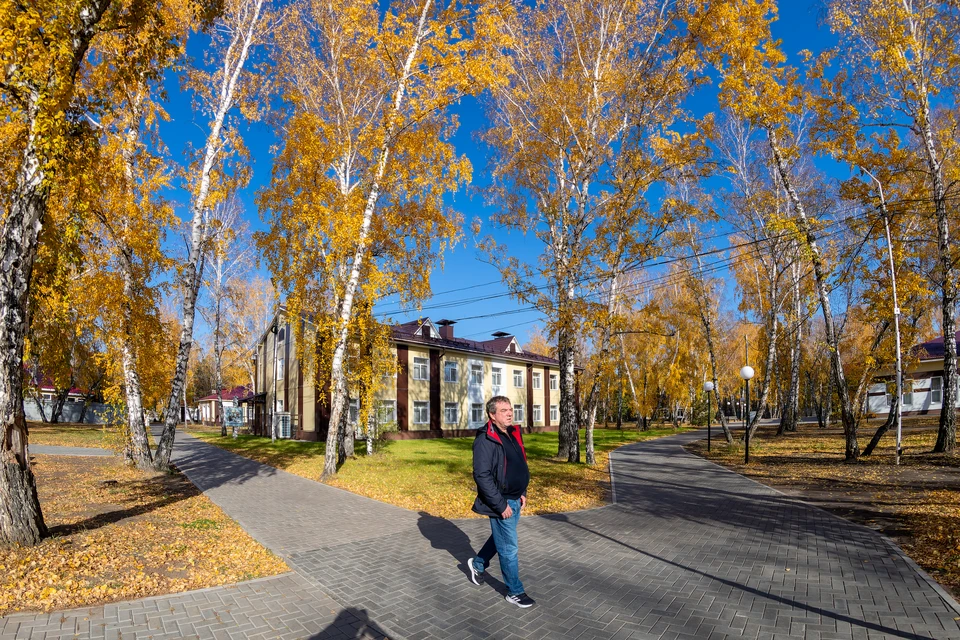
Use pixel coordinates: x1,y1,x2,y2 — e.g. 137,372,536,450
391,319,560,366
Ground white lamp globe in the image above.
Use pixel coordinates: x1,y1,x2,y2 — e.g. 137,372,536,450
703,381,715,392
739,365,755,380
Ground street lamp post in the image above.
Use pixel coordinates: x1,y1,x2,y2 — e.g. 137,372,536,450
740,366,755,463
703,381,715,452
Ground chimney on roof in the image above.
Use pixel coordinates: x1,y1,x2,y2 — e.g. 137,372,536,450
491,331,510,338
437,319,455,340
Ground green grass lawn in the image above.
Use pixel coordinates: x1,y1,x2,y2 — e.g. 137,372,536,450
189,425,691,518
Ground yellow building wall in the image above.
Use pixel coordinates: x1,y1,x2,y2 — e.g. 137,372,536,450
440,353,470,429
407,347,431,430
531,366,546,426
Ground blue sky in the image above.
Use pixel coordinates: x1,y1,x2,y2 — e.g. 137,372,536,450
159,0,838,347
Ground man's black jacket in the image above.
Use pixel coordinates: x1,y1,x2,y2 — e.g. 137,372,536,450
472,421,528,517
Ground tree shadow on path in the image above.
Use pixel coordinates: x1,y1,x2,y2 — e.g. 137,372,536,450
544,512,940,640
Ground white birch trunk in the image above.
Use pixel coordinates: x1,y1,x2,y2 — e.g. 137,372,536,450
322,0,434,479
768,129,859,458
0,0,112,545
155,0,266,469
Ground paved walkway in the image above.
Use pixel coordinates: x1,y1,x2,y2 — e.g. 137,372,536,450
5,430,960,639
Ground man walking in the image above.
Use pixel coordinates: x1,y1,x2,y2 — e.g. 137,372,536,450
468,395,536,608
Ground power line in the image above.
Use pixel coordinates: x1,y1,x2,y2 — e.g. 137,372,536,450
382,192,954,336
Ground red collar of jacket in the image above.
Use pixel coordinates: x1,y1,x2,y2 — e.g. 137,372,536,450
485,421,527,460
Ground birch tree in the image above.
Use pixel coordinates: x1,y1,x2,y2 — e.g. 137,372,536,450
154,0,269,469
693,0,863,459
819,0,960,453
199,197,252,437
259,0,492,477
479,0,705,462
0,0,172,545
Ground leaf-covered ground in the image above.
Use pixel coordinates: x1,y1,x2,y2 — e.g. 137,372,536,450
188,425,691,519
28,423,115,448
0,455,288,616
686,420,960,600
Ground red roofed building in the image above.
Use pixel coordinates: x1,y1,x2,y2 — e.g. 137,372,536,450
197,385,254,426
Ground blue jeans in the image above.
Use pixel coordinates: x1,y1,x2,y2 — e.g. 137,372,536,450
472,498,524,596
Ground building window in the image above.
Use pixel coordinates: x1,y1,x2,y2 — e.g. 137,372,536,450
377,400,397,424
413,357,429,381
413,401,429,424
444,402,459,424
444,360,458,383
513,369,524,388
276,399,284,412
550,374,558,390
533,372,542,389
932,376,943,403
349,398,359,424
471,403,484,424
276,358,284,379
902,380,914,407
533,405,542,422
492,367,502,388
550,404,558,422
470,363,483,385
514,404,524,423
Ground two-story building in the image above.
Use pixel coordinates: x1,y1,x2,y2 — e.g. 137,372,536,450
247,307,569,440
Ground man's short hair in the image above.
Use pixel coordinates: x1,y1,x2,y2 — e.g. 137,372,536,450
486,395,511,418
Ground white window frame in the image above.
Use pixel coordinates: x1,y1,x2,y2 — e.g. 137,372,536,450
492,367,502,388
444,360,458,383
470,363,483,385
471,403,484,424
377,400,397,424
348,398,359,425
902,380,914,407
931,376,943,404
276,358,284,380
533,372,542,389
513,369,524,388
413,357,429,381
413,401,429,424
533,404,542,423
514,404,524,423
550,404,558,422
444,402,459,424
550,374,558,390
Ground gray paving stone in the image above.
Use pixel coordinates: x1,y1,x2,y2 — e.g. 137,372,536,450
7,429,960,639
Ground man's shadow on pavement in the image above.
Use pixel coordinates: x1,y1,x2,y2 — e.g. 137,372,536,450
416,511,508,595
309,607,392,639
